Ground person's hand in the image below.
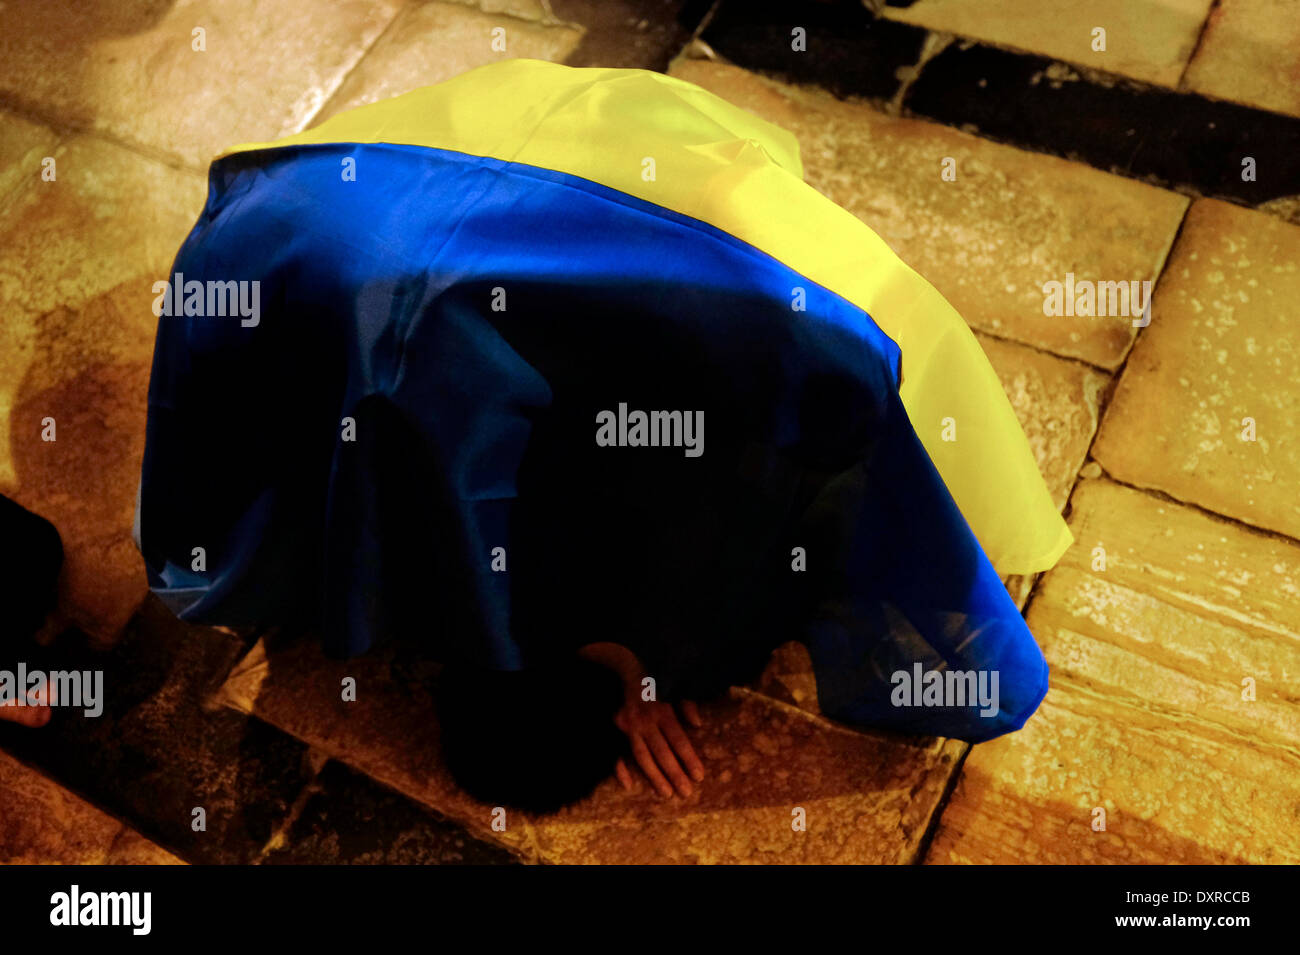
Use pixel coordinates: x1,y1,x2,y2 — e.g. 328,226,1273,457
577,641,707,798
613,696,705,798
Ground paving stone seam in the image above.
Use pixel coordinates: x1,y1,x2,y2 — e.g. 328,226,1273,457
213,698,539,862
1039,678,1300,764
295,3,409,134
252,748,332,864
726,686,970,865
897,50,1300,215
308,1,592,132
1058,197,1193,514
688,0,726,47
912,739,971,864
696,4,1300,221
1176,0,1226,91
885,30,956,116
975,326,1119,377
0,744,198,864
0,94,214,177
1072,467,1300,556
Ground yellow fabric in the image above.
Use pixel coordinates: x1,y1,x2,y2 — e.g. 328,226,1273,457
224,59,1073,574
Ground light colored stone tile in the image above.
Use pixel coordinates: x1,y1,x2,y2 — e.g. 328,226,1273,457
928,477,1300,863
217,637,962,863
669,60,1188,369
927,680,1300,863
882,0,1215,88
316,1,583,122
1092,199,1300,540
0,0,402,166
0,112,59,208
1037,478,1300,748
1183,0,1300,117
978,332,1109,509
106,827,189,865
215,637,538,860
444,0,555,21
0,136,207,641
0,749,185,864
534,689,965,864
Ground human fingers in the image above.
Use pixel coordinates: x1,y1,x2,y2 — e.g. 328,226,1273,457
658,709,705,782
628,732,674,798
645,725,693,798
680,699,704,728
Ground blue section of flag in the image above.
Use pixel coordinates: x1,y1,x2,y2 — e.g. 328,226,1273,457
139,142,1046,742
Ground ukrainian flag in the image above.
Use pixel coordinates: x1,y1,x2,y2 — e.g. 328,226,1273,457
138,60,1070,741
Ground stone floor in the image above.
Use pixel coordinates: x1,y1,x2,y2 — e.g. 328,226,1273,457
1,0,1296,864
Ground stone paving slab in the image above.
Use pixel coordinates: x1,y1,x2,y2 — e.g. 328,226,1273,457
1183,0,1300,118
978,332,1109,510
533,689,964,864
553,0,705,72
0,749,185,864
903,40,1300,215
697,0,926,104
0,596,312,864
216,633,965,864
0,0,403,167
881,0,1214,88
0,111,58,210
927,477,1300,863
1092,199,1300,541
668,59,1188,370
263,759,518,865
217,633,538,860
315,1,583,122
0,135,206,642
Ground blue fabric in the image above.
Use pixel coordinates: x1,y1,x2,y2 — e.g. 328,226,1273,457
139,142,1047,742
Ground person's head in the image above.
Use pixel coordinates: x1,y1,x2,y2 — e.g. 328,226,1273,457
436,657,626,814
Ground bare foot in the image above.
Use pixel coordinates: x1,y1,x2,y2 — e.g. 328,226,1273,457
0,675,53,728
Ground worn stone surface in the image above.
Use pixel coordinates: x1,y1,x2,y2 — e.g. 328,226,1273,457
904,41,1300,211
1183,0,1300,118
928,477,1300,863
0,0,403,166
0,111,59,209
669,59,1188,369
1092,199,1300,540
696,0,926,104
315,1,583,122
978,332,1108,510
553,0,706,71
444,0,554,21
216,634,963,863
0,749,185,864
532,689,964,864
264,759,519,864
215,633,540,859
0,136,206,642
882,0,1214,88
0,596,310,864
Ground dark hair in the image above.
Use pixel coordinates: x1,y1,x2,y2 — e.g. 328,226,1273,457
436,657,626,814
